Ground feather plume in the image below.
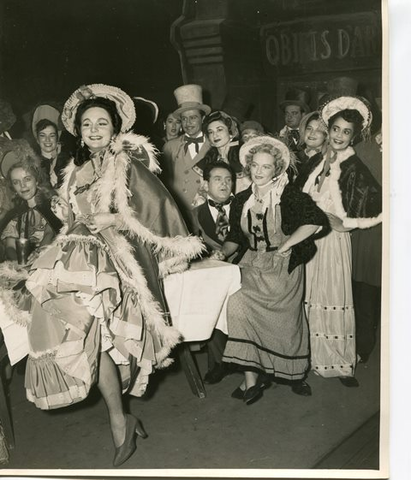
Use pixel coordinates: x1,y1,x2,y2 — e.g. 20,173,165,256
110,133,161,174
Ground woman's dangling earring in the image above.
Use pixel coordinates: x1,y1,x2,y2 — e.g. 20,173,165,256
81,139,85,148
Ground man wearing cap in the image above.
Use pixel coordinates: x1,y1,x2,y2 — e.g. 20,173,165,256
278,88,311,153
163,84,211,230
240,120,265,143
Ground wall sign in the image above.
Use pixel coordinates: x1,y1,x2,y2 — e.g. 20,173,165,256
261,13,382,75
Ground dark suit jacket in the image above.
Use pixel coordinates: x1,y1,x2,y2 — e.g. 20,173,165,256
192,200,246,263
192,201,225,253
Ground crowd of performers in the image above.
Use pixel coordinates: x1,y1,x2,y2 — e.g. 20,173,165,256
0,80,382,466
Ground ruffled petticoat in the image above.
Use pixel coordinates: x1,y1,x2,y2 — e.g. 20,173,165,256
24,222,179,410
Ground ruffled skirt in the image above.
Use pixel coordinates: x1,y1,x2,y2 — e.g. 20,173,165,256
24,222,180,409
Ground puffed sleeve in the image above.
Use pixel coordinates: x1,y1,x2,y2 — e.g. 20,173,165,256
280,185,330,273
1,218,18,241
281,185,330,239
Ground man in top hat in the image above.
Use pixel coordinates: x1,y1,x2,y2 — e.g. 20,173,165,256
163,84,211,230
278,88,311,153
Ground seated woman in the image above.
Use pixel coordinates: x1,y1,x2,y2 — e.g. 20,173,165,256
0,143,62,261
216,136,329,404
194,110,251,199
34,118,71,188
295,111,328,174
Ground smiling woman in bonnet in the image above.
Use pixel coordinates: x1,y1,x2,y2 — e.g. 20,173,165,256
1,83,203,467
294,95,382,388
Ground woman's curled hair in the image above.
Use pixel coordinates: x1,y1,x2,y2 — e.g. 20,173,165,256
243,142,297,178
328,109,364,141
6,146,55,203
73,97,122,166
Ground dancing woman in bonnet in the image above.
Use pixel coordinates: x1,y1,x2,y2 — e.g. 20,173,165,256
2,84,203,466
294,96,382,387
215,136,329,404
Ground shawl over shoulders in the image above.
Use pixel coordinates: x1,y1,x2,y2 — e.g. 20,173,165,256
226,185,330,273
0,198,62,239
295,151,382,225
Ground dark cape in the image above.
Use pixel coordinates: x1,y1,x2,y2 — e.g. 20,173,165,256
294,151,382,219
226,184,330,273
0,197,62,240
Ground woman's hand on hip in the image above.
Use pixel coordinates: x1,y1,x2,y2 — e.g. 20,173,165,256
277,243,292,256
85,213,118,233
326,213,353,232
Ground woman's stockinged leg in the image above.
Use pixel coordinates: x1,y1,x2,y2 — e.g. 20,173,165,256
244,370,258,389
97,351,127,448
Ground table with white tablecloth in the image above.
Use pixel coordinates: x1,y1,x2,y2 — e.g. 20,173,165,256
163,258,241,341
163,259,242,397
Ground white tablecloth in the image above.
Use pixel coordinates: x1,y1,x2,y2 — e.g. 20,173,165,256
163,259,241,342
0,300,29,365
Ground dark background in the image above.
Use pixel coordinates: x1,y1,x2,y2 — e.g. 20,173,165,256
0,0,382,136
0,0,184,123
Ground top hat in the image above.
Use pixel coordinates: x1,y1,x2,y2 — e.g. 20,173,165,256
221,94,252,123
173,84,211,118
280,88,311,114
327,76,358,97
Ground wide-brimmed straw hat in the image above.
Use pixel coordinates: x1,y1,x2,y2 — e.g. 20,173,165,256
61,84,136,136
0,140,39,178
173,84,211,118
320,95,373,133
239,135,290,172
31,104,62,138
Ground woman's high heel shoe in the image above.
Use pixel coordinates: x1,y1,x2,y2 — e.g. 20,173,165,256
112,414,148,467
135,417,148,439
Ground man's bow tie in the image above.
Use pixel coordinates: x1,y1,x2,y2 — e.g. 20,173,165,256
184,135,204,154
289,129,300,142
208,197,232,208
